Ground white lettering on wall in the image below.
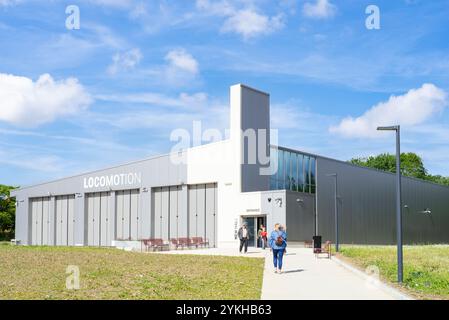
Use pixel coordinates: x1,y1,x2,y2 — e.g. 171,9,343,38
83,172,142,189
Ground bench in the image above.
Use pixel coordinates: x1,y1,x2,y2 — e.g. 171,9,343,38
178,237,191,249
191,237,209,248
141,238,169,252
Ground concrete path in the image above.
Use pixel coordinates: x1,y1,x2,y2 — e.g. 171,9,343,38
261,248,408,300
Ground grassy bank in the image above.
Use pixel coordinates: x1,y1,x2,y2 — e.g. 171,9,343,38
337,245,449,300
0,245,264,300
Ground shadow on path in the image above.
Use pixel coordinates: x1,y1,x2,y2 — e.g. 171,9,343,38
280,268,305,274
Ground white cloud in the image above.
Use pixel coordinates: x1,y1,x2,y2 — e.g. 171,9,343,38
95,91,207,109
85,0,133,8
329,84,448,138
107,48,142,75
303,0,336,19
0,73,92,127
165,49,199,74
221,9,284,39
196,0,285,39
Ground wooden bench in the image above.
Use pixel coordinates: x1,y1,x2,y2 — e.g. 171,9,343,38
314,240,332,259
141,238,169,252
178,237,191,249
191,237,209,248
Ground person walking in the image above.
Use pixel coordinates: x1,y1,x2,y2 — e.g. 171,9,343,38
269,223,287,273
238,223,250,253
258,225,268,250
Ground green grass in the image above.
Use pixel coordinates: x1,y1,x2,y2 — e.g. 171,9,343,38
0,246,264,300
337,245,449,300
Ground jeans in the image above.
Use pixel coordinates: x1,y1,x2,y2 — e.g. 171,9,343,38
259,237,267,249
239,238,248,253
272,249,285,270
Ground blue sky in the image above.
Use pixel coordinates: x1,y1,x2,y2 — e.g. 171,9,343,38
0,0,448,186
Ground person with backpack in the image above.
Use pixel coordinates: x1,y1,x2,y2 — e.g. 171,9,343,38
269,223,287,273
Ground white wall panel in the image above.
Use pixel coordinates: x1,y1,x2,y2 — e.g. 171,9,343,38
153,188,162,239
86,192,112,246
122,190,131,240
169,186,179,239
205,184,216,247
116,191,124,240
42,198,52,245
161,187,169,240
197,185,206,239
31,199,38,245
100,192,109,246
67,196,75,246
130,189,140,240
87,194,94,245
188,186,197,238
55,195,75,246
35,199,43,245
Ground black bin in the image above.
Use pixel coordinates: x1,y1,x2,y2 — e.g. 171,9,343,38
313,236,322,252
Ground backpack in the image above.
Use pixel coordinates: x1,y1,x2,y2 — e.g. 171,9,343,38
275,233,284,246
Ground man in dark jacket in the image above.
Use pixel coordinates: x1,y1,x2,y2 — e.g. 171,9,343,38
238,223,250,253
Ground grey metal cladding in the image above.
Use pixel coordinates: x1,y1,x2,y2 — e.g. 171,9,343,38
240,85,270,193
285,191,315,241
316,156,449,244
12,152,188,245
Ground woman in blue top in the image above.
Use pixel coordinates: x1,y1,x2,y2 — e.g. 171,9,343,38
269,223,287,274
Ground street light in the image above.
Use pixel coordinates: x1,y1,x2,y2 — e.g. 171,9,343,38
326,173,339,252
377,125,403,283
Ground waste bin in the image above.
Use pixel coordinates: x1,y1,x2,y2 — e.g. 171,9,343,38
313,236,322,253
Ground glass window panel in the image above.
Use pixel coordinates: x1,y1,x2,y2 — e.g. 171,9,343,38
270,147,278,177
304,156,310,193
270,177,277,190
277,150,284,189
310,157,316,187
285,151,291,190
297,154,304,192
291,153,297,191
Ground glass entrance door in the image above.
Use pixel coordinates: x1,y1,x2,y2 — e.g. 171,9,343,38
241,217,255,247
256,217,267,248
241,216,266,247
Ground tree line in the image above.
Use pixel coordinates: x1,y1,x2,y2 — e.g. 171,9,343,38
350,152,449,186
0,184,16,240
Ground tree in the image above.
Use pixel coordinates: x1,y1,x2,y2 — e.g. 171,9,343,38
0,184,17,238
349,153,449,186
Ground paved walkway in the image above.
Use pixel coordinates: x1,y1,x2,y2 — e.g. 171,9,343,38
261,248,408,300
152,246,410,300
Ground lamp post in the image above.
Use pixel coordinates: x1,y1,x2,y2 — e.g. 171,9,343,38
326,173,339,252
377,125,403,283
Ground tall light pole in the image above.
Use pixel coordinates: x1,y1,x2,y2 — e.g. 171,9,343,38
326,173,339,252
377,125,403,283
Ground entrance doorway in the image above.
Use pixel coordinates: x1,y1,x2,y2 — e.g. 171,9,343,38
241,215,267,247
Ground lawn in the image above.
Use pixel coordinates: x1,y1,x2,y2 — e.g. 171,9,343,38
0,245,264,300
337,245,449,300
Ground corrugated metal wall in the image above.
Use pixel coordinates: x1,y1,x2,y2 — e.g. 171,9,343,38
316,157,449,244
151,184,217,246
285,191,316,242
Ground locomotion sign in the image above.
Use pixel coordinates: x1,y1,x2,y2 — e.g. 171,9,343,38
83,172,142,189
